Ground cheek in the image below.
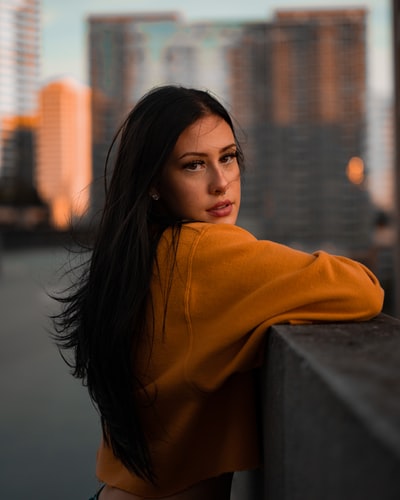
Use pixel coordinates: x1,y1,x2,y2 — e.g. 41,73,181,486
175,187,203,210
230,169,241,189
233,165,241,180
162,178,197,209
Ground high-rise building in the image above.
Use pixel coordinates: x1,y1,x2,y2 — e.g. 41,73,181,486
0,0,40,185
260,9,373,254
367,94,394,212
36,77,92,229
88,13,180,216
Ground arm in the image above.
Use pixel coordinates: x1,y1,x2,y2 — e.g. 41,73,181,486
184,224,383,391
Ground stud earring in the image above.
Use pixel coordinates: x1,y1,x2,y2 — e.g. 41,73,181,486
151,193,160,201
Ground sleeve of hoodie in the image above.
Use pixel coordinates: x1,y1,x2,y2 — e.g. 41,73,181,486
184,224,384,392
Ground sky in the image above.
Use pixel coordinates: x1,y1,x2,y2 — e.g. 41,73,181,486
41,0,393,97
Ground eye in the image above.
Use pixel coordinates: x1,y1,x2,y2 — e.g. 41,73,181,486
184,160,206,172
220,150,238,165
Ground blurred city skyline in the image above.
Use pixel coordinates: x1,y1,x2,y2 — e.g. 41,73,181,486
1,1,395,261
41,0,392,96
38,0,395,218
1,1,393,227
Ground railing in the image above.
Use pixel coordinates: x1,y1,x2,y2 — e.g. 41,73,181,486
232,314,400,500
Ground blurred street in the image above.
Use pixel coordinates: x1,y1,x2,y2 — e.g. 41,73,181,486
0,247,100,499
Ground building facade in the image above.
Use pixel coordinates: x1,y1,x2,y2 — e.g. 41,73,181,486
260,9,373,254
367,94,394,212
0,0,40,186
88,13,180,217
36,77,91,229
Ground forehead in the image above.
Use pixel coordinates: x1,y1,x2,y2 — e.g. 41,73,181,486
174,115,235,153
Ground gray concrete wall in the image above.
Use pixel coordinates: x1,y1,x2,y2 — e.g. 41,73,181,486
261,315,400,500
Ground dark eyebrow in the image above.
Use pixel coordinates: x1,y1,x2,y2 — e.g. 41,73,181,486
178,143,237,160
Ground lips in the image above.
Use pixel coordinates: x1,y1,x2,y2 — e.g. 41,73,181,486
207,200,233,218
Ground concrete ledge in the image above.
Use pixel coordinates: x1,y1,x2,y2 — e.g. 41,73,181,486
262,314,400,500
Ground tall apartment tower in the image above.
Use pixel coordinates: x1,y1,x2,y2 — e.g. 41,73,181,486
260,9,373,254
36,78,92,229
367,94,394,212
0,0,40,185
88,13,180,216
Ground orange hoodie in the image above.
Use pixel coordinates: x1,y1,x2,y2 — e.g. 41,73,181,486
96,223,383,497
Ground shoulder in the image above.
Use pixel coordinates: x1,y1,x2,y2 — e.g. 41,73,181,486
178,223,284,281
159,223,258,257
158,223,263,279
180,222,257,246
160,222,313,274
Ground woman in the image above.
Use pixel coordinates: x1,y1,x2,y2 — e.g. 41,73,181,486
53,85,383,500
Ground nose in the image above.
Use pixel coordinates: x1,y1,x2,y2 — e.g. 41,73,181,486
209,166,229,195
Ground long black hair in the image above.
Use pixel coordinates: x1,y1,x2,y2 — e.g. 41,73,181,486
52,85,244,483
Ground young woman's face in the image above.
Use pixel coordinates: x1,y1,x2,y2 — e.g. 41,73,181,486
157,115,241,225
